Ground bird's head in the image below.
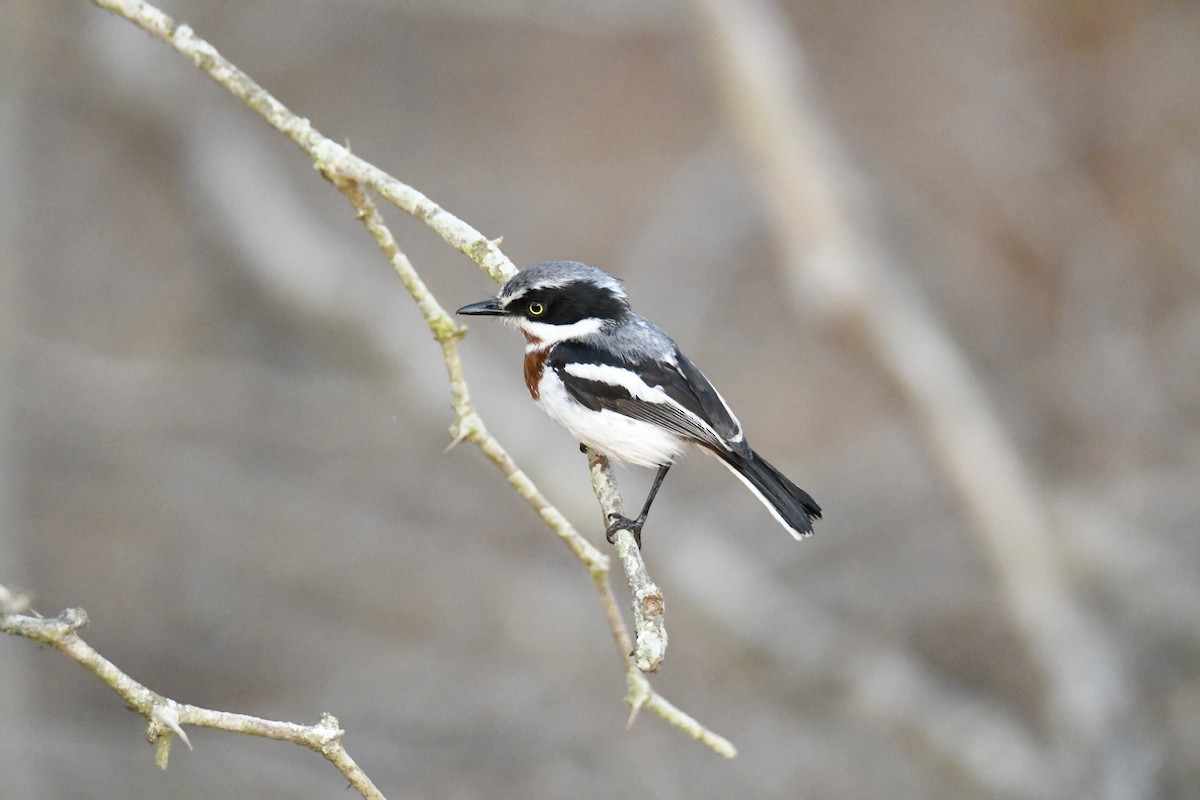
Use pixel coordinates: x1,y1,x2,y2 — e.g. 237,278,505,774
457,261,631,346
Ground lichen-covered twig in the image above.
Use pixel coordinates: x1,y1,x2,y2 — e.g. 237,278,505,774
0,604,384,799
92,0,512,284
65,0,735,759
328,177,721,747
587,451,667,673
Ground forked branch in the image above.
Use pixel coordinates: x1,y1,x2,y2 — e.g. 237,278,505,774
5,6,738,790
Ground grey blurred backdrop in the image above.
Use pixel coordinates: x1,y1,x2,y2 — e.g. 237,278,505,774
2,1,1198,798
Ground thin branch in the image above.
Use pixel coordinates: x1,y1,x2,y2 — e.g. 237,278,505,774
328,177,609,571
330,177,727,750
91,0,677,681
91,0,512,284
86,0,734,759
0,605,384,800
587,451,667,674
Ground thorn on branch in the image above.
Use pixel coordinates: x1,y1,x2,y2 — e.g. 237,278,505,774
148,702,192,769
625,671,651,730
150,702,193,751
444,423,470,452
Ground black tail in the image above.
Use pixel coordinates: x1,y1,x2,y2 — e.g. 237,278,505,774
719,450,822,539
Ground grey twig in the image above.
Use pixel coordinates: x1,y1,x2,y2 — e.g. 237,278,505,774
586,451,668,673
0,603,383,799
73,0,735,759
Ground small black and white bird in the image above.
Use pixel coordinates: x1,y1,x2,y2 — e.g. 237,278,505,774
457,260,821,547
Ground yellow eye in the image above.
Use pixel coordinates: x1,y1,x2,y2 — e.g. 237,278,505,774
528,301,546,316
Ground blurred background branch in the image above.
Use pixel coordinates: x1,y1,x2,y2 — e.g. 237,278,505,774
691,0,1152,796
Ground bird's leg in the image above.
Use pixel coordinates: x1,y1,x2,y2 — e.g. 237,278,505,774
606,463,672,549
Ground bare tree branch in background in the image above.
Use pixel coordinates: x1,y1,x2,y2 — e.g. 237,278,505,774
691,0,1152,796
1,1,740,786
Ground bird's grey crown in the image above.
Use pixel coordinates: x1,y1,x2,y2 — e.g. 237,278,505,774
499,261,628,304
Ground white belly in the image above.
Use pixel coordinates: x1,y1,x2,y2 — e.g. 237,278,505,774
535,370,686,467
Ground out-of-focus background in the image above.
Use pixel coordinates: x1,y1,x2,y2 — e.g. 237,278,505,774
2,1,1198,798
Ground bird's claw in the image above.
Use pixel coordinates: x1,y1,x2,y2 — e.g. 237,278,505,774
605,514,644,549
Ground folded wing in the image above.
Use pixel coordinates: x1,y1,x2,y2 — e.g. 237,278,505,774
547,342,750,457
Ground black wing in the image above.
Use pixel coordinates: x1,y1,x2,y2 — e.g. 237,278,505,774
547,341,749,456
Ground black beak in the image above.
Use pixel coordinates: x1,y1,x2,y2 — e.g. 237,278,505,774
456,298,507,316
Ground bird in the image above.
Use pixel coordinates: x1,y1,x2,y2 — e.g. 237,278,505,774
457,260,821,547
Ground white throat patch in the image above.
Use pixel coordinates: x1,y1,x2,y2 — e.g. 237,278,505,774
514,317,604,346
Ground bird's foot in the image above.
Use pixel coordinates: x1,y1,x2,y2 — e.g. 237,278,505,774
605,513,644,549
